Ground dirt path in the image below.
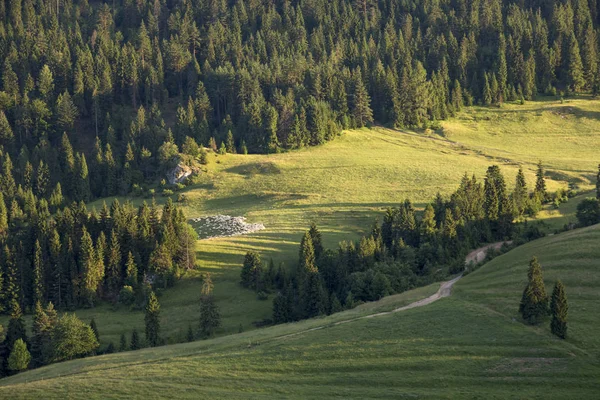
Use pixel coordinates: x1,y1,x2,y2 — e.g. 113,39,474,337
275,241,510,340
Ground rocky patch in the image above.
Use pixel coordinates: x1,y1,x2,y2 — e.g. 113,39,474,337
191,215,265,239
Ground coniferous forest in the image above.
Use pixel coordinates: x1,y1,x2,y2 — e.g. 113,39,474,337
0,0,600,383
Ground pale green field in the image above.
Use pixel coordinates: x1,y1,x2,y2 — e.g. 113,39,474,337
6,98,595,347
2,225,599,399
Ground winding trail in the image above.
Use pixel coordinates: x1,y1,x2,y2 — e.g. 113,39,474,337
275,241,510,341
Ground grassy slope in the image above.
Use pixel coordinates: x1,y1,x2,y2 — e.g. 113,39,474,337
3,98,596,346
2,225,599,399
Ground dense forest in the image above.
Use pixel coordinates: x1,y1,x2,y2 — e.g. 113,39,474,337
0,0,599,201
240,164,555,323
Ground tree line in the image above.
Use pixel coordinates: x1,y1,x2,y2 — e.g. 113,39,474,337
240,163,553,323
0,193,197,314
1,0,600,200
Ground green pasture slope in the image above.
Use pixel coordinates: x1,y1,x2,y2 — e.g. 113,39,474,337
3,98,597,346
1,224,599,399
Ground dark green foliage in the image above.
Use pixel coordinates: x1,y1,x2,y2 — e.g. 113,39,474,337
145,292,161,347
519,257,549,325
576,198,600,226
550,280,568,339
267,165,520,325
535,161,547,201
119,334,127,352
130,329,141,351
199,295,221,339
241,252,262,290
90,319,99,343
186,324,195,342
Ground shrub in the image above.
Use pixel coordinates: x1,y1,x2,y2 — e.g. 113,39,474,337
576,198,600,227
119,286,135,306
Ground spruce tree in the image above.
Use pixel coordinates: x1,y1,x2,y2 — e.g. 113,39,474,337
534,160,547,201
32,240,44,307
130,328,140,350
513,167,528,218
351,68,374,127
308,223,324,260
119,333,127,352
550,280,568,339
90,319,99,342
567,33,585,93
199,294,221,339
299,231,317,277
241,251,261,288
145,291,161,347
519,257,549,325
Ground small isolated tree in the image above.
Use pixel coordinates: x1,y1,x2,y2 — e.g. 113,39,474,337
130,328,140,350
550,280,568,339
240,251,261,289
145,291,161,347
119,333,127,352
199,275,221,338
519,257,549,324
8,339,31,372
534,161,547,201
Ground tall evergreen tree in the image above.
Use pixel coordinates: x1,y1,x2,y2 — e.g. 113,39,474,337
519,257,549,325
550,280,568,339
145,291,161,347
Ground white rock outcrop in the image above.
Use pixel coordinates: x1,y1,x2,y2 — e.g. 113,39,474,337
192,215,265,239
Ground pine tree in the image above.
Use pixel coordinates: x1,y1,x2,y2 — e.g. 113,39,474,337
199,294,221,338
567,33,585,93
125,252,138,287
0,192,8,237
534,161,547,201
145,291,161,347
130,328,140,350
8,339,31,372
119,333,127,352
32,240,44,307
351,68,373,127
80,228,99,306
550,280,568,339
186,324,195,342
240,252,261,288
0,110,14,145
299,231,317,277
90,319,99,342
308,223,324,260
519,257,549,325
513,168,528,218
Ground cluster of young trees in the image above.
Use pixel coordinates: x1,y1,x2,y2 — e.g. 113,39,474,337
238,164,550,324
0,300,99,376
519,257,568,338
1,0,599,191
575,164,600,226
0,194,196,315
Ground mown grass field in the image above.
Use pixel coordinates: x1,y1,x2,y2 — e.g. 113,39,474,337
4,98,596,347
2,225,599,399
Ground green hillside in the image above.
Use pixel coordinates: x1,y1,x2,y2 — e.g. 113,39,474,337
2,225,599,399
3,98,591,347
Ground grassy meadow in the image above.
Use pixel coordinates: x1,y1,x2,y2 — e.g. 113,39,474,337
3,98,597,347
1,224,599,399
